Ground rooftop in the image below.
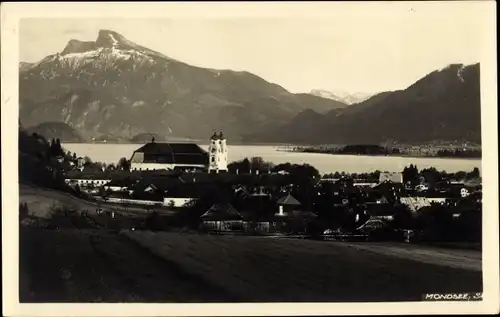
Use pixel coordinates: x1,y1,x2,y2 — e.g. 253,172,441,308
276,193,301,206
201,203,242,221
132,142,208,165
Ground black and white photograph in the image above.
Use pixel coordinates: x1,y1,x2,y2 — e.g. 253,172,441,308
2,1,499,316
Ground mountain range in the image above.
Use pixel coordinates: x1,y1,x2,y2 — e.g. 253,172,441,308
247,63,481,144
309,89,375,105
19,30,347,142
19,29,481,144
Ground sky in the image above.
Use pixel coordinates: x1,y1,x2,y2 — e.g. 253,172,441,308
19,4,489,94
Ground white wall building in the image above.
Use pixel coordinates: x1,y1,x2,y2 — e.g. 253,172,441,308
208,132,228,173
129,138,208,171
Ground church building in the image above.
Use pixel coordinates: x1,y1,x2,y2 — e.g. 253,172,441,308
129,138,209,172
129,132,228,172
208,131,228,173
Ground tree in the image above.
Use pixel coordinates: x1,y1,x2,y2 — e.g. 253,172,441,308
250,156,264,168
415,204,454,241
392,204,414,230
453,171,467,181
420,167,442,185
117,157,131,171
83,156,93,166
402,164,419,185
55,138,62,153
19,202,29,220
467,167,480,179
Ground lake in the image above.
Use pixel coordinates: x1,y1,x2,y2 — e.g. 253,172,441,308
63,143,482,175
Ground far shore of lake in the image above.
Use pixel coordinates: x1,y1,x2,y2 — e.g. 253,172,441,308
275,148,482,161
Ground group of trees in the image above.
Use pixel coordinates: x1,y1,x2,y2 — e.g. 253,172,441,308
323,170,382,181
49,138,64,158
228,157,274,174
117,157,131,171
298,145,401,156
437,149,482,158
412,203,481,242
402,164,481,186
228,157,320,180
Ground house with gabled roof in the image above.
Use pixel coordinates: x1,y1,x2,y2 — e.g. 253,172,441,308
163,183,206,207
276,193,301,216
200,203,244,232
379,172,403,184
129,138,209,172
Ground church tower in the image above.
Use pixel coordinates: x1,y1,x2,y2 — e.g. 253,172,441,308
208,131,228,173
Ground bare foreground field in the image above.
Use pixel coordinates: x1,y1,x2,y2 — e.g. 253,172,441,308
19,185,482,302
20,228,482,302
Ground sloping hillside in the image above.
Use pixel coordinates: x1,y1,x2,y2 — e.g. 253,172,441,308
247,63,481,144
19,30,346,141
26,122,83,142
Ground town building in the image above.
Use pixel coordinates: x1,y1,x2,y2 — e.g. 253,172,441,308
208,132,228,173
378,172,403,184
129,138,209,171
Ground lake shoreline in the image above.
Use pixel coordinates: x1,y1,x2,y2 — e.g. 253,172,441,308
62,143,482,175
275,149,482,161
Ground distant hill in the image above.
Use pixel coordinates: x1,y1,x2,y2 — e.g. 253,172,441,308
19,62,35,72
19,29,347,142
130,132,166,143
309,89,376,105
246,63,481,145
26,122,83,142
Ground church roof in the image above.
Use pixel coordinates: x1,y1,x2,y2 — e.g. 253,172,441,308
210,131,226,140
132,142,208,165
134,142,206,155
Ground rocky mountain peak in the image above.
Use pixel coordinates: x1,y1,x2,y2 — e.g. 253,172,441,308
61,39,97,55
95,29,128,48
60,30,134,56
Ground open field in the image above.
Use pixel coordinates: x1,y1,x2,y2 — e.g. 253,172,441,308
19,227,482,302
121,231,482,302
334,241,481,272
19,184,174,219
19,228,233,302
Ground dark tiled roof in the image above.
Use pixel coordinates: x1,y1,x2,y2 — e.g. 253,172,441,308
365,203,395,216
276,194,301,205
172,154,208,165
106,178,137,187
419,191,459,199
201,204,242,221
65,171,111,179
134,142,208,165
133,177,180,193
134,142,206,155
164,183,206,198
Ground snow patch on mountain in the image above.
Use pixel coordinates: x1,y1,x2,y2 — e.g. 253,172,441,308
457,65,465,83
310,89,375,105
108,33,118,47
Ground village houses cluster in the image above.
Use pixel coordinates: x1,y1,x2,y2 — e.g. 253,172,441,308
59,132,482,237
